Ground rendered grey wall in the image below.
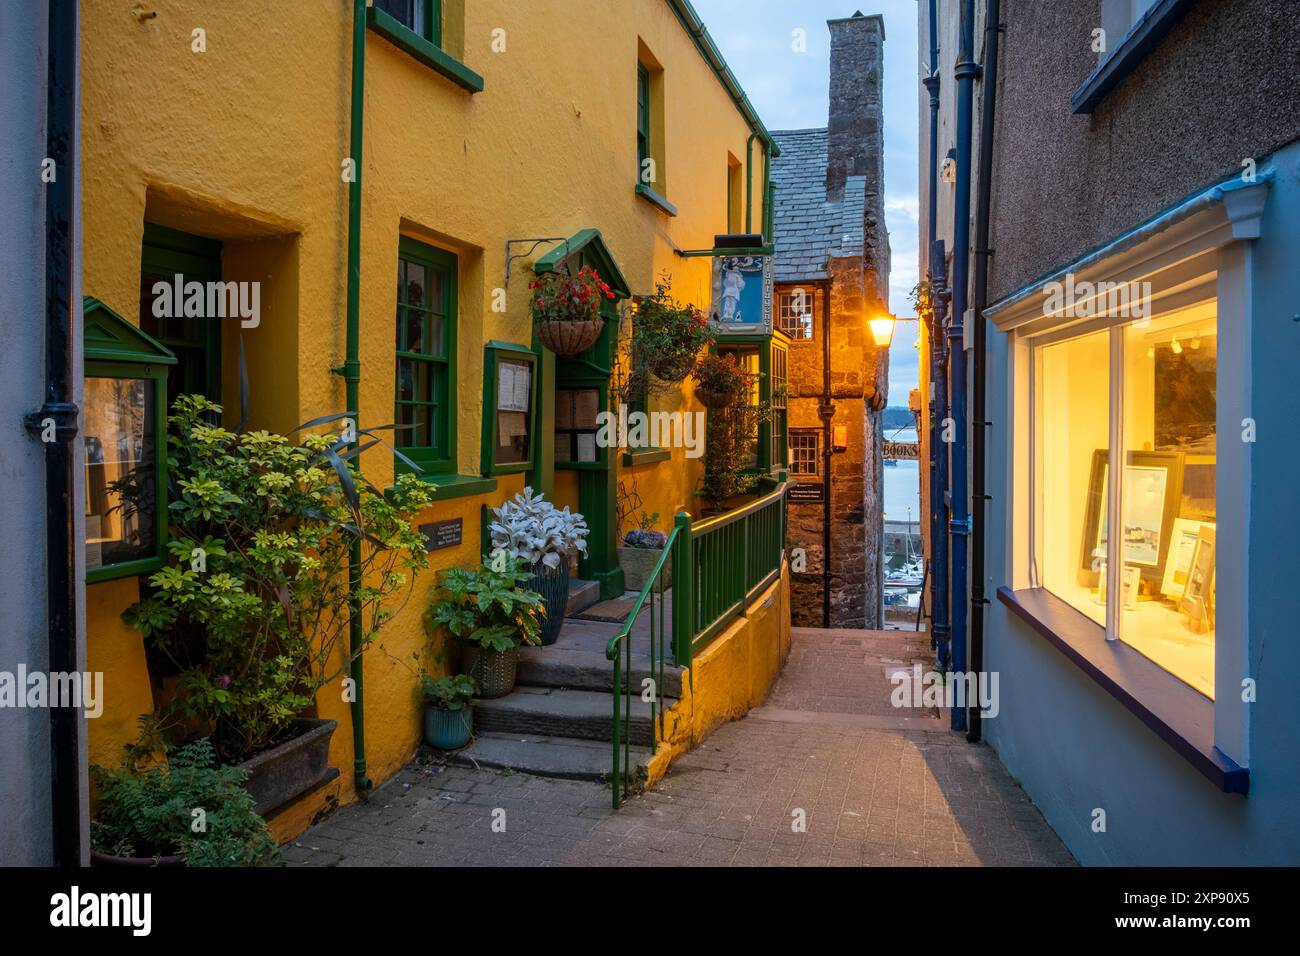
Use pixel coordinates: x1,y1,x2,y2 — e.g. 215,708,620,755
988,0,1300,303
0,0,54,867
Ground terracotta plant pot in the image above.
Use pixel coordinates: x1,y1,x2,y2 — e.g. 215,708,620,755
462,645,519,698
424,704,474,750
527,559,570,646
537,318,603,357
652,353,697,382
694,386,737,409
90,850,186,867
236,717,338,818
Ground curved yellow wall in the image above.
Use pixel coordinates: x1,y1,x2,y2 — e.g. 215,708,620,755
81,0,769,841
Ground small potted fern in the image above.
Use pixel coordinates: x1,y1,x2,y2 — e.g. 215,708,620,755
424,557,545,698
90,737,279,867
421,674,478,750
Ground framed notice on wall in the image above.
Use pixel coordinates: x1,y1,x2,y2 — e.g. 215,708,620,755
481,341,538,475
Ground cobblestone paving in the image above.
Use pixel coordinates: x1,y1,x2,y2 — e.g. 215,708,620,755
287,628,1075,867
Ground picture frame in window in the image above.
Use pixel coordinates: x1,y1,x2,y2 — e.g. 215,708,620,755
1178,524,1216,632
1160,517,1214,602
1080,449,1184,587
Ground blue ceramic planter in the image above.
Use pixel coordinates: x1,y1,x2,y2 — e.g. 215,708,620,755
424,704,473,750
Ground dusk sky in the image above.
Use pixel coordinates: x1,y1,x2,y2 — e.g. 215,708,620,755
693,0,922,406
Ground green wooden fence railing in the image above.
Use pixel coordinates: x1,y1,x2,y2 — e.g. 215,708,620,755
605,476,787,807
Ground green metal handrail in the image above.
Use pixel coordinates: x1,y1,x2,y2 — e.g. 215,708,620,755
606,477,787,808
605,519,681,808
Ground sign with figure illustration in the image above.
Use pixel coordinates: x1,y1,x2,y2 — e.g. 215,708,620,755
709,253,773,335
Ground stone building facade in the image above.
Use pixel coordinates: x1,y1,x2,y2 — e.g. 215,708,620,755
772,12,890,628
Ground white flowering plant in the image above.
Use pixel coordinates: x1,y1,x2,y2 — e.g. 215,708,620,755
489,487,590,570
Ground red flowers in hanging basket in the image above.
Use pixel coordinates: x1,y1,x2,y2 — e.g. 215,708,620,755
530,266,615,357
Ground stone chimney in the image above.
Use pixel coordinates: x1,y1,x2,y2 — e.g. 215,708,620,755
825,11,886,204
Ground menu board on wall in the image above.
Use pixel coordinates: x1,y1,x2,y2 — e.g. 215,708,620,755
492,357,534,466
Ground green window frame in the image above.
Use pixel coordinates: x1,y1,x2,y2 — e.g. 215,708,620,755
395,237,457,476
374,0,441,46
481,341,538,475
140,222,222,407
83,297,176,584
636,62,651,181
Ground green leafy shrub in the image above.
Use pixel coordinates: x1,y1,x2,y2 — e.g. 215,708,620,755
630,274,713,387
421,674,478,710
123,395,434,762
91,738,279,866
424,558,545,652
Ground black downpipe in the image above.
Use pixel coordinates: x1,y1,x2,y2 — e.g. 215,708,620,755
821,280,833,628
30,0,82,867
968,0,1002,743
930,240,950,670
922,0,946,666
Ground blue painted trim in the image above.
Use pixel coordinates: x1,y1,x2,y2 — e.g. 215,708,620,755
986,170,1276,321
997,587,1249,795
1072,0,1197,114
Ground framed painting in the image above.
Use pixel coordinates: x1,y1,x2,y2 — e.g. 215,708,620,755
1080,449,1185,587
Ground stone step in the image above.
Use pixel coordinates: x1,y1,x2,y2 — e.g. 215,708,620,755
566,579,601,616
473,686,665,747
447,732,649,782
517,644,684,698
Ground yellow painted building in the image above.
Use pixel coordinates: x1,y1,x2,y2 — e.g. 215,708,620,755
80,0,781,839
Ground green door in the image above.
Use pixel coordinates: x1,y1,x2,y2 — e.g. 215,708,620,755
139,223,223,408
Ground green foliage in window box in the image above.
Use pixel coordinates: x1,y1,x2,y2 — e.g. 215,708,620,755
91,736,279,867
424,556,546,652
122,395,435,763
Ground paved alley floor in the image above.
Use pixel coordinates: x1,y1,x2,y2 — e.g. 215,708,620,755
286,627,1074,867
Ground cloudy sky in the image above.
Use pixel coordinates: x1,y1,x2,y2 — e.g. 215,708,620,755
693,0,921,406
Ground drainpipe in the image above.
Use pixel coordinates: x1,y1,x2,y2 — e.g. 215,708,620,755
946,0,980,732
821,278,833,628
343,0,370,792
745,132,756,233
24,0,81,867
922,0,947,668
968,0,1001,743
929,240,950,670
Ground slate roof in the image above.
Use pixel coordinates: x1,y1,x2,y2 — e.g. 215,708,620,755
771,128,866,282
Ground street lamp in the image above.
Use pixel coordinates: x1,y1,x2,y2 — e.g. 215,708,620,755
869,313,897,348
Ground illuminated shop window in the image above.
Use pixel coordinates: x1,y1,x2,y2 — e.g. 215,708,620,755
1033,299,1217,697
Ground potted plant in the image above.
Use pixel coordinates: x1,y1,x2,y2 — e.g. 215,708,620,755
618,512,672,591
425,558,545,698
122,395,434,816
489,487,589,644
530,265,616,357
90,737,279,867
692,352,753,408
421,674,478,750
633,275,712,383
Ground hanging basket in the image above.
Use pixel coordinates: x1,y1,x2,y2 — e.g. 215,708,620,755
694,385,738,409
651,352,697,382
536,318,604,357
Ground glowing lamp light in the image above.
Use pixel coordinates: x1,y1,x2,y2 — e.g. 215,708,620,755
869,314,896,348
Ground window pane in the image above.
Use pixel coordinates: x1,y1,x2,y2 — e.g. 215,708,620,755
1036,328,1109,626
397,401,428,449
84,377,155,569
404,261,426,308
1119,303,1216,697
404,308,425,354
